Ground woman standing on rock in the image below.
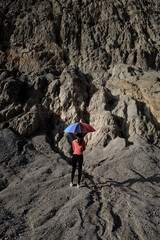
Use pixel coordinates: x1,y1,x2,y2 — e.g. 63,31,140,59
70,133,86,188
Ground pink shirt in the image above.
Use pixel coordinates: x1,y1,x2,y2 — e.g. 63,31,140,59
72,139,86,155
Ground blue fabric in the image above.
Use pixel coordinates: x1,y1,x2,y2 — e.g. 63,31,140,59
64,122,81,133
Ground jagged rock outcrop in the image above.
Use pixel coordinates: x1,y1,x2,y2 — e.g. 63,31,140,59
107,64,160,146
0,0,159,74
0,0,159,151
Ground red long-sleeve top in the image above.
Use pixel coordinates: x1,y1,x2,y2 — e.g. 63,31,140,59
72,139,86,155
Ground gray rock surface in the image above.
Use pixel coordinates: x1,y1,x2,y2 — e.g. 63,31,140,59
0,129,160,240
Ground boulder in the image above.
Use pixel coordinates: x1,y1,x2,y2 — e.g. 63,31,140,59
9,105,44,137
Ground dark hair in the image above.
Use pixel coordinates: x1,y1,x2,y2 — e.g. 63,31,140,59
76,133,83,145
76,133,83,138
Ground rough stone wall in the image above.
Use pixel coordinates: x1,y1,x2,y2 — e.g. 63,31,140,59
1,0,159,73
59,0,160,74
0,0,160,156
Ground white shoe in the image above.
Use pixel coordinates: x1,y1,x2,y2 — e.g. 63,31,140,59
77,184,84,188
70,183,73,187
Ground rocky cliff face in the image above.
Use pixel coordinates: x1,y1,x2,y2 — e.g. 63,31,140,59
0,0,160,153
0,0,160,239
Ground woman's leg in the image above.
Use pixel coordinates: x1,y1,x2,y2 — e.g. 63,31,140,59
71,156,77,183
78,156,83,185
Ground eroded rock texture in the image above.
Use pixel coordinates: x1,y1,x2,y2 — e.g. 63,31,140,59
0,0,160,239
0,0,160,151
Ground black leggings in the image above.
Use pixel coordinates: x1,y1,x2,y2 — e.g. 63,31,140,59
71,154,83,184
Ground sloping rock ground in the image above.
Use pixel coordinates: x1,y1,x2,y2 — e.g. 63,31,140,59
0,129,160,240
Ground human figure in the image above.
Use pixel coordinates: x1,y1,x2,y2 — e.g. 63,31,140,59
70,133,86,188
